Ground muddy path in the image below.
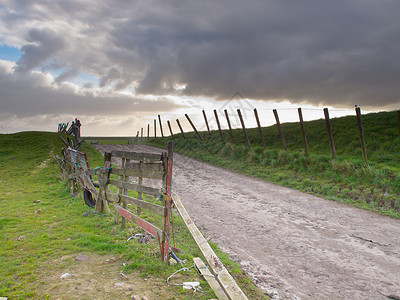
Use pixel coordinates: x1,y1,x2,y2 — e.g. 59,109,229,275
94,143,400,300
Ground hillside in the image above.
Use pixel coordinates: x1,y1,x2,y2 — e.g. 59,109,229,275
145,110,400,218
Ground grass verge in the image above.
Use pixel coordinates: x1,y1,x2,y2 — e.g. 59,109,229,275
0,132,266,299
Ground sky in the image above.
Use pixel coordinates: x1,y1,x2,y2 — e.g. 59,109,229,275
0,0,399,136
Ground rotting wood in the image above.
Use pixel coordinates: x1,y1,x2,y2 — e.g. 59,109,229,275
194,257,229,300
111,150,162,162
254,108,265,149
176,119,186,139
154,119,157,138
202,109,211,138
224,109,235,144
111,167,164,180
237,109,250,148
167,120,173,136
95,152,112,214
323,108,337,159
119,194,165,216
158,115,164,137
298,108,309,155
171,192,248,300
115,158,125,225
185,114,203,140
113,204,162,237
355,107,367,163
122,158,130,228
147,124,150,139
273,109,287,151
214,110,225,143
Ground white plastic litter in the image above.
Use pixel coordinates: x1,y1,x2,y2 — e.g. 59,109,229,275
183,281,200,290
60,273,71,279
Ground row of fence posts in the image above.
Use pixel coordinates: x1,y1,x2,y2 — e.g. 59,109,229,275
133,107,400,164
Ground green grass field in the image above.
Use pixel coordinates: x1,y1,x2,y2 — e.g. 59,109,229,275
145,110,400,219
0,132,266,299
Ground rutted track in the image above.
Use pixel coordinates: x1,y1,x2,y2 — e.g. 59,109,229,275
94,143,400,300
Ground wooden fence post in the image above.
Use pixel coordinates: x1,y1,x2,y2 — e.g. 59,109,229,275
323,108,337,159
298,108,309,155
202,110,211,138
185,114,203,140
176,119,186,139
141,128,143,141
355,107,367,163
154,119,157,138
273,109,287,151
214,110,225,143
397,110,400,137
158,115,164,138
254,108,266,149
167,120,173,136
147,124,150,139
237,109,251,147
224,109,235,144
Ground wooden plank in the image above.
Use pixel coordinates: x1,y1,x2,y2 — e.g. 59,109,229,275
119,194,165,216
193,257,229,300
171,193,248,300
111,167,164,180
111,150,162,162
113,204,162,237
108,180,159,197
124,161,165,172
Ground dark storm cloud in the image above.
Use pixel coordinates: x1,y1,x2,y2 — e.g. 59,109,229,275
2,0,400,109
0,64,182,117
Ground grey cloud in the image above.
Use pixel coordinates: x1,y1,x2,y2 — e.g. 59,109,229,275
0,65,182,117
2,0,400,109
15,28,65,73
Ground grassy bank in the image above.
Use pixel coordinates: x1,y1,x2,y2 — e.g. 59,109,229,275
145,111,400,219
0,132,266,299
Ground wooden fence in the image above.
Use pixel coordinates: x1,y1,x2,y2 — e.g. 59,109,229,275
140,107,400,163
56,141,174,262
55,135,248,299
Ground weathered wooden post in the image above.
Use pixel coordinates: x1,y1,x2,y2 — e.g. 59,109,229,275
167,120,173,136
185,114,203,140
237,109,251,147
158,115,164,137
214,110,225,143
254,108,266,149
141,127,143,141
202,110,211,138
154,119,157,138
298,108,309,155
323,108,337,159
224,109,235,144
176,119,186,139
355,107,367,163
95,152,112,214
397,110,400,137
147,124,150,139
273,109,287,151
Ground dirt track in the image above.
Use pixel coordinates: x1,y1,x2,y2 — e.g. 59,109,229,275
94,143,400,299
